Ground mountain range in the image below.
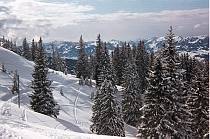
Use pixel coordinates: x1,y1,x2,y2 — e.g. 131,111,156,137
44,35,209,60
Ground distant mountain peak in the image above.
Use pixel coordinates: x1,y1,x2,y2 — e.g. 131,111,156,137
44,35,209,60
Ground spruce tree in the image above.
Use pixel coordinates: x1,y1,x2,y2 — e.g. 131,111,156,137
30,37,59,118
135,41,149,99
31,39,36,61
89,55,96,80
76,35,89,79
22,38,31,60
138,59,166,138
138,26,190,138
122,59,141,127
91,46,125,136
112,46,121,85
49,46,67,74
95,34,103,87
91,74,125,136
97,79,125,136
186,60,209,138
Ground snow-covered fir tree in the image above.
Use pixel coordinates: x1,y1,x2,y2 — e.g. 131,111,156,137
138,26,190,138
112,46,122,85
95,34,103,86
135,41,149,100
119,44,127,85
76,35,89,79
11,42,18,54
31,39,36,61
186,59,209,138
49,46,67,74
30,37,59,118
91,46,125,136
91,77,125,136
22,38,31,60
138,59,166,138
96,79,125,136
122,58,141,127
88,54,96,80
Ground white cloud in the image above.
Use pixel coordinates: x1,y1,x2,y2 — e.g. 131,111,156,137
0,0,208,42
194,24,201,29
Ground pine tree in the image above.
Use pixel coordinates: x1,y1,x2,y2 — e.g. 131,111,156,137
97,79,125,136
135,41,149,97
112,46,121,85
30,37,59,118
95,34,103,86
91,46,125,136
119,44,127,85
91,75,125,136
31,39,36,61
138,26,190,138
49,46,67,74
122,59,141,127
12,42,18,54
186,59,209,138
22,38,31,60
89,55,96,80
76,35,89,79
149,51,154,70
138,59,166,138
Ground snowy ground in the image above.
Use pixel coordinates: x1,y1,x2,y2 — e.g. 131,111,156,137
0,47,137,139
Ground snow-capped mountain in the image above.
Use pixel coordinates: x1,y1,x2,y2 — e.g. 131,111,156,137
44,35,209,60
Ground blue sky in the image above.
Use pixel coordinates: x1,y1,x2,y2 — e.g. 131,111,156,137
0,0,208,42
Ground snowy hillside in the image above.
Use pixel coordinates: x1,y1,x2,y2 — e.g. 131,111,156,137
0,47,137,138
44,35,209,60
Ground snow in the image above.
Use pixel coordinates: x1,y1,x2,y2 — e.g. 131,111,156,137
156,36,165,42
0,46,137,138
189,39,199,44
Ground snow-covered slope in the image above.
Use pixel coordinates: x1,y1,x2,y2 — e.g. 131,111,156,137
44,35,209,60
0,47,137,138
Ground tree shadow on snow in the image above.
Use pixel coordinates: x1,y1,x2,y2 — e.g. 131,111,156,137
56,118,85,133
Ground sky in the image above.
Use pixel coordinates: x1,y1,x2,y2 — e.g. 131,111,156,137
0,0,209,42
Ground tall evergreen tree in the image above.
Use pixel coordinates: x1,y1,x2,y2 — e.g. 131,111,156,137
76,35,89,79
11,42,18,54
138,26,190,138
91,61,125,136
31,39,36,61
186,59,209,138
122,59,141,127
95,34,103,86
119,44,127,85
112,46,121,85
138,59,165,138
30,37,59,118
135,41,149,107
22,38,31,60
49,46,67,74
89,55,96,80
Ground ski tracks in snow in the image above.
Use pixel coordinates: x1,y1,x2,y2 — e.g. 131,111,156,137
71,86,89,127
71,86,80,125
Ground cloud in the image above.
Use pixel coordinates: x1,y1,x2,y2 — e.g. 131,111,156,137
0,0,208,43
194,24,201,29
